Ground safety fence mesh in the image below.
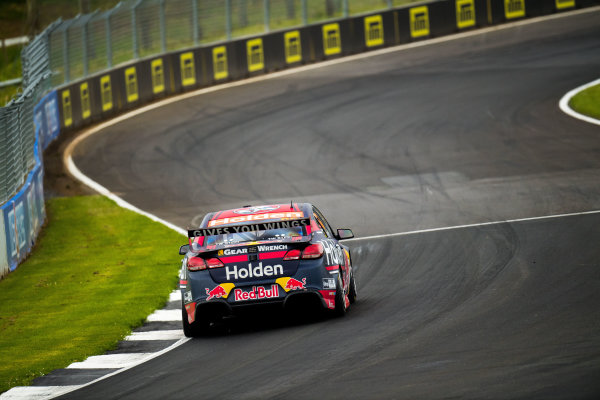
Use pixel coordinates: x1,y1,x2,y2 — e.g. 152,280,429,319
0,23,54,205
45,0,402,86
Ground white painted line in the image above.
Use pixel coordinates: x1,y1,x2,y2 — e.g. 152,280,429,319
344,209,600,242
559,78,600,126
124,330,184,341
0,386,81,399
169,290,182,302
66,353,153,369
55,338,190,398
146,309,181,322
64,156,186,237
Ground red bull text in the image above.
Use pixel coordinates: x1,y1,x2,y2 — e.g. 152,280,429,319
234,285,279,301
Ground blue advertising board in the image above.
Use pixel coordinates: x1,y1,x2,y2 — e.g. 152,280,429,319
34,90,60,150
1,92,50,275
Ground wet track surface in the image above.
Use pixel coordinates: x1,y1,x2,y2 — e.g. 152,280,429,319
66,10,600,399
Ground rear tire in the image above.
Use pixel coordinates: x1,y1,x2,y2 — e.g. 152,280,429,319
348,271,357,304
334,273,347,317
182,304,209,337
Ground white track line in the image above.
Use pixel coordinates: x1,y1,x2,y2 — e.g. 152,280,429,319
124,330,184,341
66,354,153,369
169,289,182,302
49,6,600,400
0,386,80,400
559,78,600,126
146,309,182,322
344,209,600,242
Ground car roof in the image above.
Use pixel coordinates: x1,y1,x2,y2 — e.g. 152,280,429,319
200,203,313,228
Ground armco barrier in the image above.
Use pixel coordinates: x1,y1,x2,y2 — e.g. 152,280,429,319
53,0,600,134
0,91,54,277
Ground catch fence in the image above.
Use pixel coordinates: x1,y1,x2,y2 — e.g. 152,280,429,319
47,0,409,87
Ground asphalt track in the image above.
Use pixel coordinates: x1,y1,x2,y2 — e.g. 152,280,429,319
65,10,600,399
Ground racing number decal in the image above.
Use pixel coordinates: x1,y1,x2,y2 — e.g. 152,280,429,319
80,82,91,119
151,58,164,94
125,67,138,103
504,0,525,19
284,30,302,64
100,75,113,112
61,89,72,127
180,52,196,87
555,0,575,9
246,38,264,72
322,23,341,56
364,15,384,48
456,0,476,29
212,46,228,80
410,6,430,38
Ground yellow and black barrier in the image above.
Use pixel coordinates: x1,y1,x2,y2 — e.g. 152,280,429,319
56,0,598,131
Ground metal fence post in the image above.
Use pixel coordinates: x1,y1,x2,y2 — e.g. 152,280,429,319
264,0,270,32
82,14,91,77
159,0,166,53
226,0,232,40
132,0,143,59
192,0,199,46
106,10,113,68
343,0,349,18
387,0,392,8
63,24,69,83
301,0,307,25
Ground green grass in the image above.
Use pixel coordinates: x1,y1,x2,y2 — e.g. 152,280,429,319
0,195,183,394
569,83,600,120
0,85,21,107
1,45,23,106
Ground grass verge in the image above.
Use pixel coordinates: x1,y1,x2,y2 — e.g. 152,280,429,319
0,195,183,394
569,83,600,120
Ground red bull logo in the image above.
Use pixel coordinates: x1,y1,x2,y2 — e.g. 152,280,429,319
233,285,279,301
285,277,306,290
206,286,227,300
205,283,235,300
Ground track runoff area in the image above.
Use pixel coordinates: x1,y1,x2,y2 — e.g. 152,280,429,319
2,6,599,400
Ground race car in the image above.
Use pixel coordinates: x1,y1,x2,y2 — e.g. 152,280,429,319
178,203,357,336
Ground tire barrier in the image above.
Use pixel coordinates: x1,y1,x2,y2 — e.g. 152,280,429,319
54,0,599,133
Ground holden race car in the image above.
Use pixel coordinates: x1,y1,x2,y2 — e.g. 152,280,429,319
178,203,357,336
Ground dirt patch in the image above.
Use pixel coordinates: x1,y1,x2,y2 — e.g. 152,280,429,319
43,127,95,198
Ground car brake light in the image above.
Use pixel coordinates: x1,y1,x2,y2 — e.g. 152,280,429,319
302,243,324,259
283,249,301,260
187,257,207,271
206,258,224,268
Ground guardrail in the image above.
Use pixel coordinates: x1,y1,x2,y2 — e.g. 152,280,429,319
0,22,59,277
1,0,599,278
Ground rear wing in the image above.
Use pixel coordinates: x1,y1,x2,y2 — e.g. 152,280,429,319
187,218,311,238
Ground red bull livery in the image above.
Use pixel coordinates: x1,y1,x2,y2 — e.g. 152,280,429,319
178,203,357,336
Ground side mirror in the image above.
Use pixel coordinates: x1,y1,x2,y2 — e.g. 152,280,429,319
179,244,190,255
337,229,354,240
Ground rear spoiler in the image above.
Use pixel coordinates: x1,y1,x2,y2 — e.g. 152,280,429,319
188,218,311,238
